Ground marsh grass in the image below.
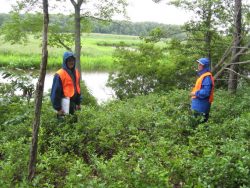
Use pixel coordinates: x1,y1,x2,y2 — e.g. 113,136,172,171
0,33,141,71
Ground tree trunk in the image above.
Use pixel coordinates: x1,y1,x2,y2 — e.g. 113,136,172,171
228,0,241,93
28,0,49,181
74,3,82,78
204,1,212,69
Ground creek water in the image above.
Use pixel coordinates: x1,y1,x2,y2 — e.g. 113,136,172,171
0,71,115,104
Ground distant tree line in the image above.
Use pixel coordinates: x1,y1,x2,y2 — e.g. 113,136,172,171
0,13,184,38
0,13,9,27
91,20,185,39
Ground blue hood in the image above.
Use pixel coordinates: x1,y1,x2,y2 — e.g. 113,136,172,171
197,57,211,76
62,51,76,70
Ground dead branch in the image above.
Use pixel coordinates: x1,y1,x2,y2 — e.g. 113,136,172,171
214,40,250,79
228,60,250,65
212,40,234,73
224,68,250,80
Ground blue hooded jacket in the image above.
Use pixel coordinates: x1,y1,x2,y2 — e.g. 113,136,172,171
50,52,81,111
191,58,213,114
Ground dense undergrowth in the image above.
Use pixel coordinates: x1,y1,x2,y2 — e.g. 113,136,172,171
0,86,250,187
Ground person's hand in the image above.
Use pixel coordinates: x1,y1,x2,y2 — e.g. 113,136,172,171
76,105,81,110
57,109,64,115
190,92,196,97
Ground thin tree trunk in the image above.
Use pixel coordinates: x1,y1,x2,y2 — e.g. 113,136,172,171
228,0,241,93
28,0,49,181
204,2,212,68
73,1,83,78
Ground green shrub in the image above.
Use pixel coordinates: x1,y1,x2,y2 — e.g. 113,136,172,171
1,87,250,187
107,39,198,100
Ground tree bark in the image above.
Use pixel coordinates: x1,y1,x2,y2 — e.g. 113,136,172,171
28,0,49,181
71,0,84,78
228,0,241,93
204,1,212,68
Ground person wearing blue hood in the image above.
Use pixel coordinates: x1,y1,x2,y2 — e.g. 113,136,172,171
51,52,81,117
190,57,214,124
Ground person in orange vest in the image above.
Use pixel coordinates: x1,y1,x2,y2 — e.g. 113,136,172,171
51,52,81,117
190,58,214,123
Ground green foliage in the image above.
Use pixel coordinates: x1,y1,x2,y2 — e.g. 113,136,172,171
0,12,43,44
0,95,32,186
65,159,92,187
32,150,71,187
167,0,250,84
48,32,74,51
143,27,186,43
107,42,166,99
143,27,166,43
1,12,29,44
0,138,30,187
41,88,250,187
107,38,197,99
1,87,250,187
1,2,250,187
182,22,232,64
0,70,35,103
80,80,98,106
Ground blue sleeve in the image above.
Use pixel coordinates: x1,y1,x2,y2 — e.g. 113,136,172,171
50,74,63,111
195,76,212,99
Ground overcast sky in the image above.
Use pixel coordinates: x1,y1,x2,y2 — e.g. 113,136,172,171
0,0,191,25
128,0,192,25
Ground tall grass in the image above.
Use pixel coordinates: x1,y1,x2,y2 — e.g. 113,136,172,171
0,33,141,71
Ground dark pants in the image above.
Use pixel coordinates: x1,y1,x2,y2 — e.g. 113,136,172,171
69,100,76,114
194,111,209,123
191,111,209,128
57,101,78,122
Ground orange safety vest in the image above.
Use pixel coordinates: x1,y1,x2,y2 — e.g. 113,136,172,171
56,69,81,97
192,72,214,103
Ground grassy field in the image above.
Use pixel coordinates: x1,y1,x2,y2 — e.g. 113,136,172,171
0,33,141,71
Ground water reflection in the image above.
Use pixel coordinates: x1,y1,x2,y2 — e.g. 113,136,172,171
80,72,115,103
0,71,115,104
